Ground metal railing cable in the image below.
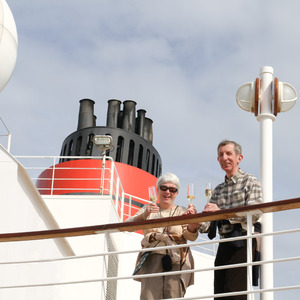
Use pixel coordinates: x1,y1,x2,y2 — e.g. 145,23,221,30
0,255,299,292
0,226,299,293
0,233,299,268
0,210,298,299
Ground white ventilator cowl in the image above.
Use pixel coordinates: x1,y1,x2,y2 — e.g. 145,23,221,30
0,0,18,92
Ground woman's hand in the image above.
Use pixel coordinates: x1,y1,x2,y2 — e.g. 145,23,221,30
143,203,159,218
183,204,199,233
184,203,197,215
187,223,200,233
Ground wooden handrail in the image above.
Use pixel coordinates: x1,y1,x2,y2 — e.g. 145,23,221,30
0,198,299,243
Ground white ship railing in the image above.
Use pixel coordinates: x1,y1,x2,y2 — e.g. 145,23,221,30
15,155,128,221
15,155,119,194
0,200,299,299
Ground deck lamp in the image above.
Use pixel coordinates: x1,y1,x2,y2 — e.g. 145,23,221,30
235,79,259,115
93,135,113,154
274,79,297,115
236,74,297,117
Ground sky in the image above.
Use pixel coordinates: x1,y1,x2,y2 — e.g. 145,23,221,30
1,0,300,298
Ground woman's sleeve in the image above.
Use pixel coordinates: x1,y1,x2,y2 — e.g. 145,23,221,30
183,226,199,241
125,205,147,222
178,206,199,241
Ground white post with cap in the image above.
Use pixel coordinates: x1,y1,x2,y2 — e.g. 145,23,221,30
236,65,297,300
257,66,275,300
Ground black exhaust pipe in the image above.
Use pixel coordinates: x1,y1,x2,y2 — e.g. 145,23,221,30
107,99,121,128
77,99,96,130
122,100,137,132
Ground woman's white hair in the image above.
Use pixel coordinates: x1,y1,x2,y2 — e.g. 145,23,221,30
156,172,180,190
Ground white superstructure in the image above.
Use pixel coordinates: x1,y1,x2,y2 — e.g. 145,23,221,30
0,145,215,299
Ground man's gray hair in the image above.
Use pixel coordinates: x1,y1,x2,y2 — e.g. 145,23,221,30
217,140,242,155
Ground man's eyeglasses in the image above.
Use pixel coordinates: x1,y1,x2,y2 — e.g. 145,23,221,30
159,185,178,193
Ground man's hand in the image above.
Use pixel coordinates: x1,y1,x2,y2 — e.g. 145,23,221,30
203,202,220,213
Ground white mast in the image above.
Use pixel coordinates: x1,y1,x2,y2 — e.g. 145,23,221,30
257,66,275,300
236,66,297,299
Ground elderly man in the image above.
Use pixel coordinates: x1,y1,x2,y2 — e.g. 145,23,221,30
199,140,262,300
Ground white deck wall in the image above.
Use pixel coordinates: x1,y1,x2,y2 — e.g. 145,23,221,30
0,145,214,299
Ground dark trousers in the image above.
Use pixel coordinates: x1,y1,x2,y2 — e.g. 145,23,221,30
214,239,256,300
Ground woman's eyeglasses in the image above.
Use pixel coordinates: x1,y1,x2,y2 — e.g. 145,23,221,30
159,185,178,193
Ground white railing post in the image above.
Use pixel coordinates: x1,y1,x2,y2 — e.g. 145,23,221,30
7,132,11,153
120,190,125,222
100,155,106,195
247,212,254,300
109,160,115,197
115,177,120,216
50,157,56,195
128,194,132,219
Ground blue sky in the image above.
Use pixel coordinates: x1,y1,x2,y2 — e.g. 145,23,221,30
1,1,300,298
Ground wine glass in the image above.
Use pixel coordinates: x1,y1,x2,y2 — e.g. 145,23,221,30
148,186,157,203
205,182,212,201
187,183,195,204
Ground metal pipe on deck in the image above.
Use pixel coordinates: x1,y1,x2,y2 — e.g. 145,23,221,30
257,66,275,300
77,99,96,130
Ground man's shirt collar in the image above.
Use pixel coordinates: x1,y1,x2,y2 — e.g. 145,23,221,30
225,168,243,184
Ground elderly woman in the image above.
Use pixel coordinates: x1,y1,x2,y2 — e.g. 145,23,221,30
127,172,199,300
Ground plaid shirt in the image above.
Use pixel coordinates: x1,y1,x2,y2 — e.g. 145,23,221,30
201,169,262,235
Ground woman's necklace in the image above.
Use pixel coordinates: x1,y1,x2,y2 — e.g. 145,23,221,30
159,205,175,218
159,206,178,233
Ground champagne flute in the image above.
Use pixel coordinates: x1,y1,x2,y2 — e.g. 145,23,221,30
149,186,157,203
205,182,212,201
187,183,195,204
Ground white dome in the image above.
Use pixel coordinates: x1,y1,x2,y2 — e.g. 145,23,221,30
0,0,18,92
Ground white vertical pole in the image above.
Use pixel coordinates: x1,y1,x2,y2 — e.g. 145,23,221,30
257,66,275,300
247,213,254,300
7,132,11,152
110,160,115,197
100,154,106,195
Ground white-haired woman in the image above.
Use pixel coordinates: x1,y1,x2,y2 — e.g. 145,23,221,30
127,172,199,300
